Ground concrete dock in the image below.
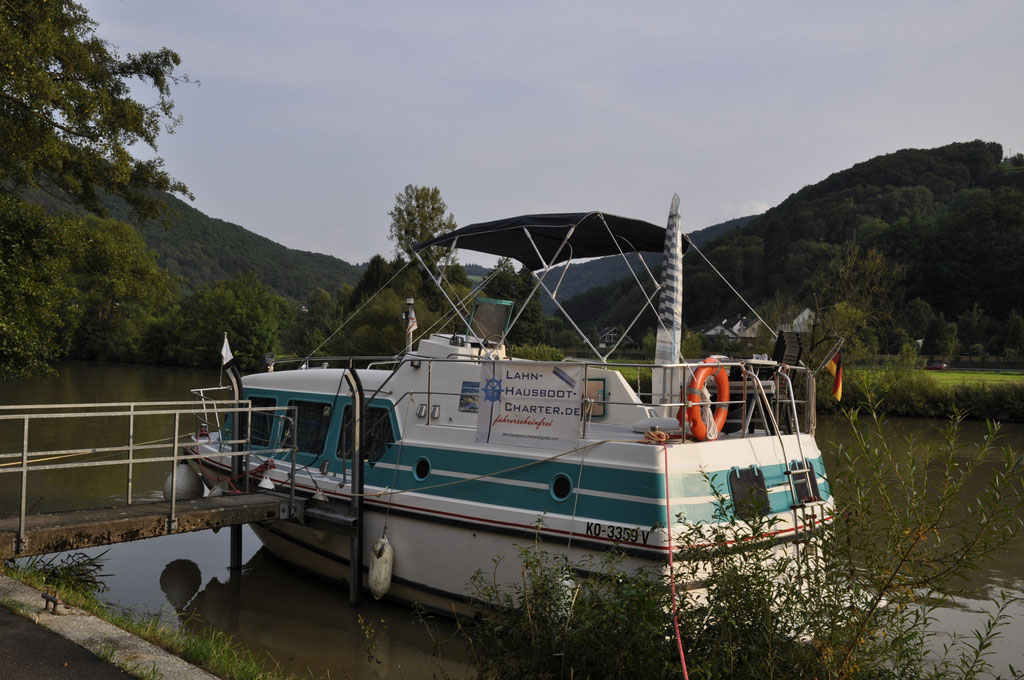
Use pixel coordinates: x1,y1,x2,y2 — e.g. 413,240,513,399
0,494,286,559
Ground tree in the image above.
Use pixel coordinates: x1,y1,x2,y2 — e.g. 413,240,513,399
348,255,393,306
1005,309,1024,356
167,273,287,371
283,287,345,358
387,185,457,266
1,1,192,378
67,216,175,360
956,303,990,349
931,315,960,357
808,245,904,364
900,297,936,343
0,196,76,379
1,0,193,217
334,289,439,357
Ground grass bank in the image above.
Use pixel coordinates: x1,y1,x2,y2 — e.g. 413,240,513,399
0,553,303,680
817,367,1024,422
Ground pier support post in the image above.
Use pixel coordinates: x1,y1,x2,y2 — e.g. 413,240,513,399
229,524,242,570
226,365,247,571
344,367,365,605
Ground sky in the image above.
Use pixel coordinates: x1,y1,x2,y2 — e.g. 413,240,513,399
83,1,1024,266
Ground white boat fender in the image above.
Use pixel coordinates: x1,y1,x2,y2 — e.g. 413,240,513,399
162,461,204,501
369,535,394,600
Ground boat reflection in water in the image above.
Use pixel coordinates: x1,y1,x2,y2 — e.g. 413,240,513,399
158,549,469,680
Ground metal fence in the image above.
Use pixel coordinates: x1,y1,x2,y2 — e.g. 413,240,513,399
0,399,296,554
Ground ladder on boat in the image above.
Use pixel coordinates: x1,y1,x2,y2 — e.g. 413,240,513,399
746,369,826,557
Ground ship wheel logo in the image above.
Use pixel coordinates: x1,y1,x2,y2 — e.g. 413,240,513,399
482,377,502,403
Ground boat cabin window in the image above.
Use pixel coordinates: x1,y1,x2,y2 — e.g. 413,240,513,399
249,396,277,447
283,400,333,456
336,405,396,465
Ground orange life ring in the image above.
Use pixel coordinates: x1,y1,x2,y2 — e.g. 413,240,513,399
684,357,730,441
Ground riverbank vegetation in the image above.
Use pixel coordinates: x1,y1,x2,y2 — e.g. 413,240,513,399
0,552,310,680
816,365,1024,422
456,409,1024,679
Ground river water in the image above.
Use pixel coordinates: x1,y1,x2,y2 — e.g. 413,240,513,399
2,362,1023,676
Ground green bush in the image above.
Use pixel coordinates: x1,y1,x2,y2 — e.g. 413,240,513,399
510,343,566,362
461,410,1024,679
468,546,675,679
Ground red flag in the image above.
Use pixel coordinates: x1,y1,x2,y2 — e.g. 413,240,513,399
826,351,843,401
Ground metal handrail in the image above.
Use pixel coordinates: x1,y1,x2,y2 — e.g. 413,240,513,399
0,400,297,555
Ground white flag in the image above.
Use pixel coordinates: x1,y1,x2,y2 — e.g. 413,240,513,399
407,307,417,334
221,333,234,365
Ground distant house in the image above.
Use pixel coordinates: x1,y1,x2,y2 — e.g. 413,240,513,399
701,308,813,340
782,308,814,333
700,315,760,339
598,326,632,349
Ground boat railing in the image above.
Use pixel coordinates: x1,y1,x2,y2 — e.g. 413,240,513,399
269,355,401,372
190,384,234,432
392,354,814,439
0,400,298,554
222,350,813,442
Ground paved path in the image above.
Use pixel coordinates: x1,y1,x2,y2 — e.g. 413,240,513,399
0,573,217,680
0,607,136,679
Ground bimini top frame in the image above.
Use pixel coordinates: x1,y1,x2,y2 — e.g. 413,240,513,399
411,211,691,361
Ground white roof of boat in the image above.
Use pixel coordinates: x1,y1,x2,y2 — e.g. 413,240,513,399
242,368,392,397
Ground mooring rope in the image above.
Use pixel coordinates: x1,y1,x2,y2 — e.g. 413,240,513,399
352,438,614,499
662,441,691,679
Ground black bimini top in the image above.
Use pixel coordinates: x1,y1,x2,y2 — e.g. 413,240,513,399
412,211,687,270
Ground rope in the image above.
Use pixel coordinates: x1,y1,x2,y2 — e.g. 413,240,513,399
341,439,614,499
0,433,197,468
644,429,669,444
662,442,691,679
380,399,416,536
565,414,594,554
686,239,776,339
202,440,612,501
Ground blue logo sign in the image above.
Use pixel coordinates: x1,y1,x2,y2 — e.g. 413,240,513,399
482,377,502,403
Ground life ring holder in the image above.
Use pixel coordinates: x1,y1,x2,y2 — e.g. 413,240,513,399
684,357,730,441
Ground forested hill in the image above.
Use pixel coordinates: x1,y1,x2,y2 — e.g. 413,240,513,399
562,140,1024,357
702,140,1024,321
19,186,364,301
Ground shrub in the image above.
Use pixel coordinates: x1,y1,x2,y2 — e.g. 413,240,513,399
462,410,1024,679
510,343,566,362
468,546,676,679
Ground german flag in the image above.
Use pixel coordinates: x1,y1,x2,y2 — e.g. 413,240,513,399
825,351,843,401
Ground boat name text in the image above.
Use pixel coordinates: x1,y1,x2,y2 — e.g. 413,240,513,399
585,522,652,544
503,386,578,399
500,402,581,417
